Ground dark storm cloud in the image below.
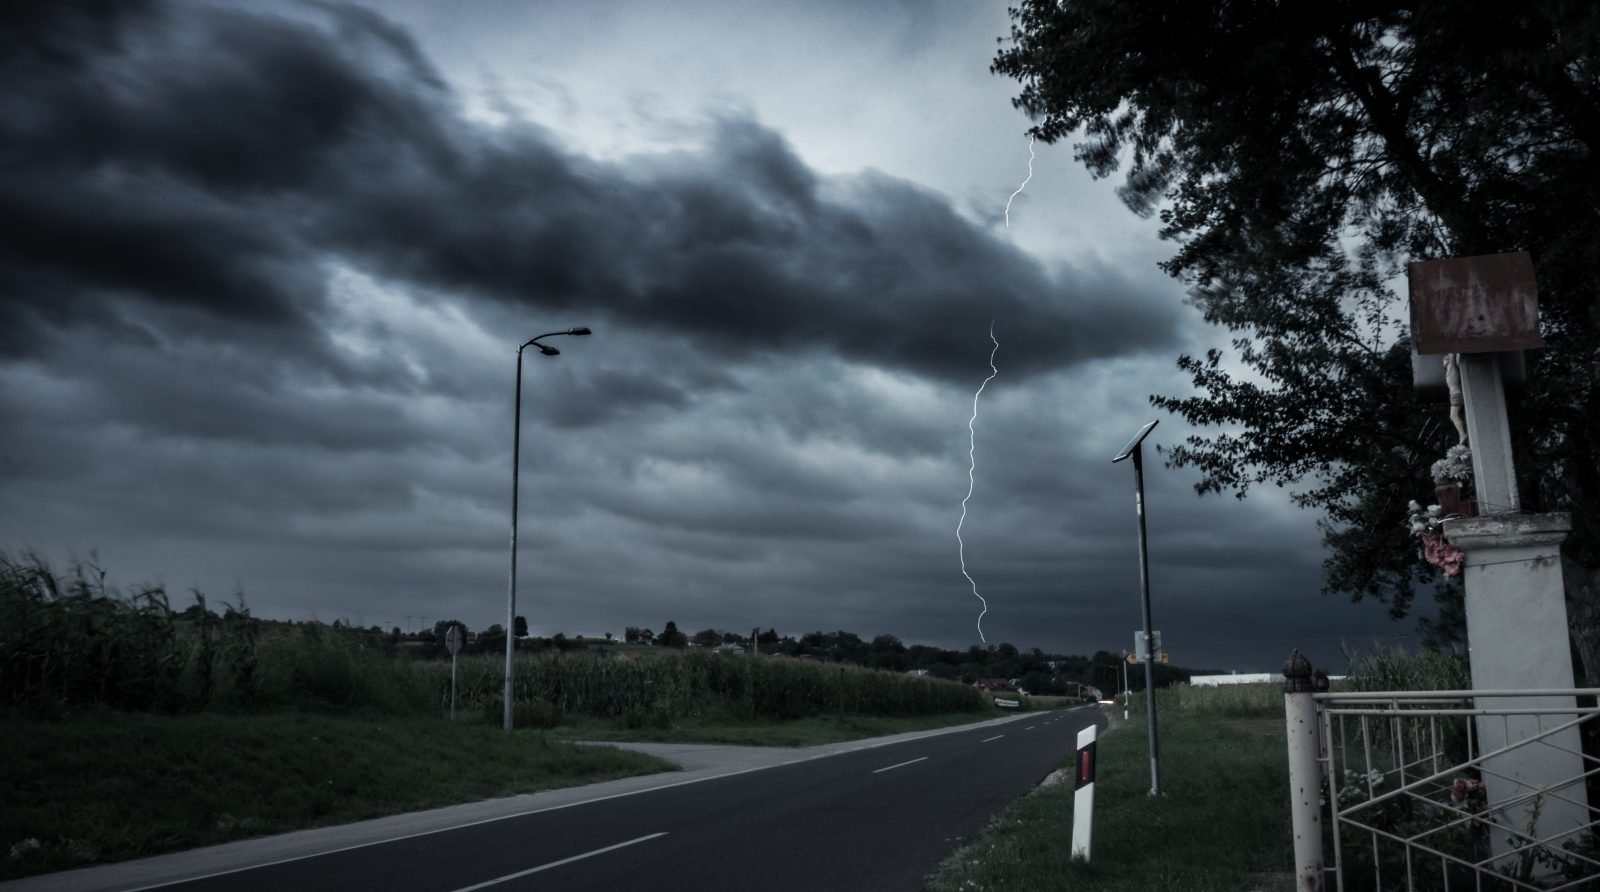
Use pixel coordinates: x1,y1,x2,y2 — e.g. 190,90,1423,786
0,0,1412,670
2,0,1183,392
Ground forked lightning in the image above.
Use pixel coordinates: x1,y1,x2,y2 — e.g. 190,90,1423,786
1003,134,1035,228
957,322,999,642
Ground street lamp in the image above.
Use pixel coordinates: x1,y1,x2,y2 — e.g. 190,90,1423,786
505,326,591,733
1113,419,1161,795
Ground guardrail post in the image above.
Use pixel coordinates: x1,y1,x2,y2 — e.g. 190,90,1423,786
1284,649,1324,892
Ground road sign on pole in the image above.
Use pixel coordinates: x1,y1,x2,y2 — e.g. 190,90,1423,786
1133,630,1162,660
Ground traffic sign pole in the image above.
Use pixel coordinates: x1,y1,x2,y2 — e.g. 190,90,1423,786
446,625,463,720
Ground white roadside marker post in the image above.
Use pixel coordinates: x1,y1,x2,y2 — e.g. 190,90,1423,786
1071,724,1097,862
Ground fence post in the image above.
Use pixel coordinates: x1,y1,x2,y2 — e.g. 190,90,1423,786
1283,649,1324,892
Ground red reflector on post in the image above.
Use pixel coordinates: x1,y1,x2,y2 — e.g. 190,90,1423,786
1075,740,1096,789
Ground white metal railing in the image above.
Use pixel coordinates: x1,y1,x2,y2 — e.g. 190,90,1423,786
1288,683,1600,891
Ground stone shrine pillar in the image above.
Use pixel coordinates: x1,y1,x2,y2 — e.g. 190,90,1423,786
1445,514,1587,854
1410,252,1589,859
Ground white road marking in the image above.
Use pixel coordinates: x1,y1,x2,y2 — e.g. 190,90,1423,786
1024,726,1036,731
448,833,668,891
980,734,1005,743
873,756,930,774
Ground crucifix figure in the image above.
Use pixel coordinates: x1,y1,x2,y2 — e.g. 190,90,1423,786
1442,353,1467,446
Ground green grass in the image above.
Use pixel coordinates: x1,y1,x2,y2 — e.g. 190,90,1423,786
0,711,676,880
548,710,1016,747
925,690,1295,892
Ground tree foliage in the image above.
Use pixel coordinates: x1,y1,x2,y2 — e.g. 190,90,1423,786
995,0,1600,628
658,620,686,649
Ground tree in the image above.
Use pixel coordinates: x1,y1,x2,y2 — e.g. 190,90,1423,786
758,628,779,645
659,621,686,648
513,615,528,638
692,628,721,648
995,1,1600,667
871,634,905,653
478,623,506,656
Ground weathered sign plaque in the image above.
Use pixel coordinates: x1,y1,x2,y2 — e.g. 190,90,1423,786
1408,251,1544,355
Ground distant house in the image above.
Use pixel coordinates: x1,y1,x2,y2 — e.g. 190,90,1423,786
905,669,930,677
972,678,1016,693
712,643,745,656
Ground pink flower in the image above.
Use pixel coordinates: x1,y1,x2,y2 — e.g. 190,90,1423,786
1421,533,1465,577
1451,778,1486,811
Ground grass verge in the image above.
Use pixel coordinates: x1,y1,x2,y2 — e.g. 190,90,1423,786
547,710,1016,747
925,690,1294,892
0,711,676,880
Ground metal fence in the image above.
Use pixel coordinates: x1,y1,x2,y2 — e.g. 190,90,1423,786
1287,677,1600,891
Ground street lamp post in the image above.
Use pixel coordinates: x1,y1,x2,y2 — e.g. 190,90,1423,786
1113,419,1161,795
505,326,591,734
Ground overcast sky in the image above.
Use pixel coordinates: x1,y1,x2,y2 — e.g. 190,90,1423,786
1,0,1430,672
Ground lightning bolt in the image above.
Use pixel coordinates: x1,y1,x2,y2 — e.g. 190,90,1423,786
957,321,999,642
1003,134,1035,228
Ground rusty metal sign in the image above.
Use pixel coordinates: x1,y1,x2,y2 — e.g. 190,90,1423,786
1408,251,1545,355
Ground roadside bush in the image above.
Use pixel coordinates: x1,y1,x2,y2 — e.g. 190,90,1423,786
253,623,430,715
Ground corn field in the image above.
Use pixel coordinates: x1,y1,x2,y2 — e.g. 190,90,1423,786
1,552,987,723
1159,682,1284,718
0,552,255,714
429,651,989,724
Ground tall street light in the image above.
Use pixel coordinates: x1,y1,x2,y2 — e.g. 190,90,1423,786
1112,419,1161,795
505,326,591,734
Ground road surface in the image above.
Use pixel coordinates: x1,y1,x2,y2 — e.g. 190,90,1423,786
9,707,1103,892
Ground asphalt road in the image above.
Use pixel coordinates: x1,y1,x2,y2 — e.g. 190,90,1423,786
18,708,1103,892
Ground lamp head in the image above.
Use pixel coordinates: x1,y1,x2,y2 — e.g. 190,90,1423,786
537,343,561,356
568,327,592,336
